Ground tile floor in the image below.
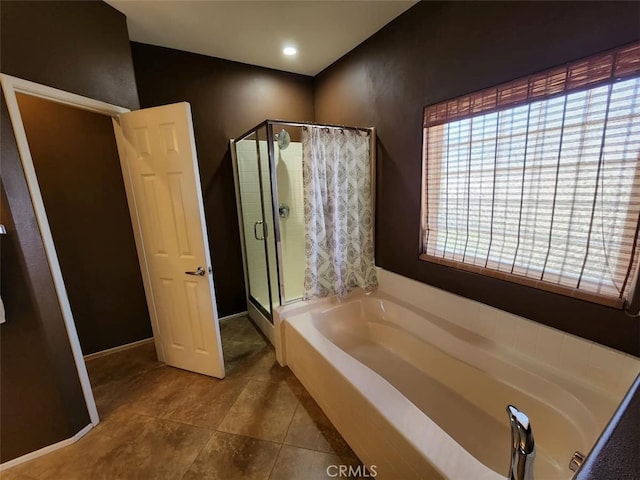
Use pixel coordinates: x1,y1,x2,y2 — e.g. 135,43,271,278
3,317,363,480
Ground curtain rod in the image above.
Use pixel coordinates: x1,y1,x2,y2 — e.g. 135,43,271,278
267,120,372,134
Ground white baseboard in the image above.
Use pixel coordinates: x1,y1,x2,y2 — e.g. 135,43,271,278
0,423,93,471
219,311,249,322
83,337,154,361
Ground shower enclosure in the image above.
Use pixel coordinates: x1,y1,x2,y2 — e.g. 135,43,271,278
230,120,375,340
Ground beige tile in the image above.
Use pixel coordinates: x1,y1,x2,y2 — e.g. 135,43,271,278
220,316,266,347
117,365,211,417
230,346,300,386
86,346,164,419
85,342,159,388
14,415,211,480
10,452,77,479
89,408,156,441
11,426,125,480
9,417,135,480
101,416,212,479
269,445,363,480
89,362,179,420
160,375,249,429
0,468,38,480
183,431,280,480
284,392,355,457
91,380,130,419
217,379,300,442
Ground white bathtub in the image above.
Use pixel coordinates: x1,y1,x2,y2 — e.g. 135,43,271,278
276,290,636,480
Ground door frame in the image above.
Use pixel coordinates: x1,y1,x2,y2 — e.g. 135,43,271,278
0,74,161,431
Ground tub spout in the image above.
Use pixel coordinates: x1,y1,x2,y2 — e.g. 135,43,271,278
506,405,535,480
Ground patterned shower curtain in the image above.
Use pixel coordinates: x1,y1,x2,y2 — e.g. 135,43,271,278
302,126,377,299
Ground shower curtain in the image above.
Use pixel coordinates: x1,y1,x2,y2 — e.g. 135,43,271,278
302,126,377,299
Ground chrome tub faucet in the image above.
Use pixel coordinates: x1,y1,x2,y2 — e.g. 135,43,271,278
506,405,536,480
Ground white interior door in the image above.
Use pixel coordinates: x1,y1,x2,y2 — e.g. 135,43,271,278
113,102,224,378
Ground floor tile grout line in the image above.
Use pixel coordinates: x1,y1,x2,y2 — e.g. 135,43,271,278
209,429,285,448
206,379,252,432
241,375,303,389
129,411,219,433
276,399,361,460
152,379,247,428
266,395,302,479
213,377,253,432
278,442,361,459
266,442,285,480
179,429,215,480
282,399,301,445
265,443,363,480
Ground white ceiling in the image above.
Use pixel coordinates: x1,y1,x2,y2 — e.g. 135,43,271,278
105,1,417,76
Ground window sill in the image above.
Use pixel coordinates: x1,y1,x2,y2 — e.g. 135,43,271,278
418,253,625,309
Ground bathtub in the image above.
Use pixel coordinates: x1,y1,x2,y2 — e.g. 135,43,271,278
276,291,634,480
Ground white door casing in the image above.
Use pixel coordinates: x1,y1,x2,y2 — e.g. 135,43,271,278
113,102,225,378
0,75,226,468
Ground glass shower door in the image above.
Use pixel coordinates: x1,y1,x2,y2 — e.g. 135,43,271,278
235,131,273,318
258,126,281,312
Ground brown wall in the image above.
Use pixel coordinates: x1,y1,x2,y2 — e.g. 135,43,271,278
16,94,152,355
314,1,640,355
0,0,140,461
1,1,139,110
0,161,87,462
131,43,315,317
1,99,91,462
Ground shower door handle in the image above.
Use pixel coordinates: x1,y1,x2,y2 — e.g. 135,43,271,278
254,221,265,240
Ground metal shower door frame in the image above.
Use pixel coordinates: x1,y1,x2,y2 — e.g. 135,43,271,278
230,124,275,321
232,119,377,314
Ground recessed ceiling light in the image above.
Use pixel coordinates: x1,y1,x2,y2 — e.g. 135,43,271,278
283,46,297,56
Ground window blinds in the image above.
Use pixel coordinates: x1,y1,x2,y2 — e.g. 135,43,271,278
421,42,640,308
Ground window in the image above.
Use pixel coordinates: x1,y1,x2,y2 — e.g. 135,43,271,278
421,43,640,308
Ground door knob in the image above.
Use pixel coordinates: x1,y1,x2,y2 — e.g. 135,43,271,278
185,266,206,276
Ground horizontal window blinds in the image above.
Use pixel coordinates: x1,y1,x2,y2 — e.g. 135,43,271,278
424,43,640,128
421,42,640,308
